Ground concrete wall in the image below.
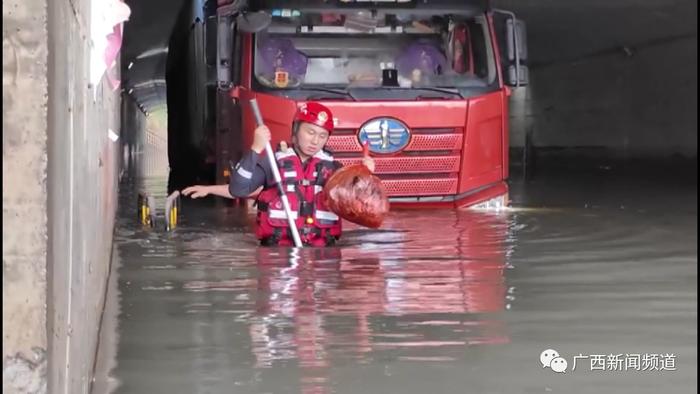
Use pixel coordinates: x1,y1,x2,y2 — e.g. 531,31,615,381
499,0,698,160
121,94,149,177
121,95,168,178
3,0,140,392
3,0,50,392
46,0,132,391
509,36,697,159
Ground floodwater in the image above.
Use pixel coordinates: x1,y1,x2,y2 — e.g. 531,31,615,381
93,167,697,394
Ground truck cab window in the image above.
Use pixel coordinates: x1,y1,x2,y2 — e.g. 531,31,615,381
252,11,497,93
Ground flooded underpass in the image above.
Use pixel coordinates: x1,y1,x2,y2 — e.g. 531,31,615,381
94,166,697,394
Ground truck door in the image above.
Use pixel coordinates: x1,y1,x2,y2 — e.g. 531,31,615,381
213,5,243,185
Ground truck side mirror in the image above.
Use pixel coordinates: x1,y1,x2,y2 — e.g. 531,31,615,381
506,18,529,86
494,10,529,87
217,14,234,89
236,11,271,33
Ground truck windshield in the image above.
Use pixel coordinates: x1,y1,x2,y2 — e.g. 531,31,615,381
252,10,497,95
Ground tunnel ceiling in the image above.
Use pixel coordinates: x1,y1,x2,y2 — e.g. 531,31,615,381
120,0,696,114
121,0,186,115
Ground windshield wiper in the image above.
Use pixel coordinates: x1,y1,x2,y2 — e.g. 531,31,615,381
354,86,464,99
412,87,464,98
304,87,357,101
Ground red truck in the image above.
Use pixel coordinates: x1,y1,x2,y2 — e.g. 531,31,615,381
169,0,527,209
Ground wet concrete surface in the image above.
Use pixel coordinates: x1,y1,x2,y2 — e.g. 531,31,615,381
94,167,697,394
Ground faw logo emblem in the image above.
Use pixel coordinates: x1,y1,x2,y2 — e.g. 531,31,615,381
358,118,411,154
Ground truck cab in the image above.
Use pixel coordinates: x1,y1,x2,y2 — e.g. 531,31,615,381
212,0,528,208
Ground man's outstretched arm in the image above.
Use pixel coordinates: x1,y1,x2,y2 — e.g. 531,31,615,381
229,150,271,198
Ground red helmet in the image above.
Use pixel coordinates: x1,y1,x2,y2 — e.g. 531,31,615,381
295,102,334,134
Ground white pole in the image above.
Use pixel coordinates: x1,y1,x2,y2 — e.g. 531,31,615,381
249,99,303,248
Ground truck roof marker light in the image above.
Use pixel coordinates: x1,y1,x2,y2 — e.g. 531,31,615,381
271,9,300,18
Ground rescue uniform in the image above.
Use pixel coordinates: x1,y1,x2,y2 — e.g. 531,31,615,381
229,102,343,247
229,146,343,247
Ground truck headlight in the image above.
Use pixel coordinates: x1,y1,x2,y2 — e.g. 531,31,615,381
469,193,509,211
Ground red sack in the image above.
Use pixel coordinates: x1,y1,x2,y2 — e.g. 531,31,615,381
323,164,389,228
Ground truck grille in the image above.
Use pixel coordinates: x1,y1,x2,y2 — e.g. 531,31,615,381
327,128,463,196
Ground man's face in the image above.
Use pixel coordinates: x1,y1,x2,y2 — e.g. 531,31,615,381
294,122,330,158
